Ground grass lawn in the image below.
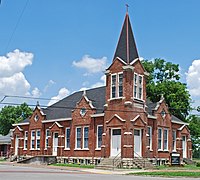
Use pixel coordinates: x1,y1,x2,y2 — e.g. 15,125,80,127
51,163,95,169
130,171,200,178
156,164,200,170
128,163,200,178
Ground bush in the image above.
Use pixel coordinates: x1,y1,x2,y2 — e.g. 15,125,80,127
196,162,200,167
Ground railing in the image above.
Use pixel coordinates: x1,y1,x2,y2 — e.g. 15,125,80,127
132,150,146,168
112,151,122,170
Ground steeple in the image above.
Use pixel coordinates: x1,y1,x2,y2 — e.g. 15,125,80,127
113,11,139,64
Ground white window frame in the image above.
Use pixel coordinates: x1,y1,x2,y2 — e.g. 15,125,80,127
30,130,35,150
133,73,143,100
36,130,40,150
96,125,103,149
65,127,70,149
158,128,163,151
147,126,152,150
45,129,50,149
75,127,82,149
24,131,28,150
163,129,168,151
111,73,117,99
172,130,176,152
118,72,123,98
110,72,123,99
83,126,89,149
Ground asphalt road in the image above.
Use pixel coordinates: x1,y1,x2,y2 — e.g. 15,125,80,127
0,163,197,180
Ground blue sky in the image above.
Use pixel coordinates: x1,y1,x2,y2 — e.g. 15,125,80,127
0,0,200,111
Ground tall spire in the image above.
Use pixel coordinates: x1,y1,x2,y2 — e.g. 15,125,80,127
113,9,139,64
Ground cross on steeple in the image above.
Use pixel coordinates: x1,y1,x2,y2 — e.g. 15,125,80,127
126,4,129,14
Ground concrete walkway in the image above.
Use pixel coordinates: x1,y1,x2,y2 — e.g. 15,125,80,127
0,161,145,175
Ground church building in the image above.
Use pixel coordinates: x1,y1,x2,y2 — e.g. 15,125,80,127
11,12,192,167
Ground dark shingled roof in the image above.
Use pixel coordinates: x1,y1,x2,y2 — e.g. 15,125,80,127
146,99,157,115
113,13,139,64
171,115,186,124
42,86,106,120
0,132,11,144
21,87,185,125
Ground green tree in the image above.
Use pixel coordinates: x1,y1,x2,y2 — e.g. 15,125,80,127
0,103,32,135
188,115,200,158
142,58,191,121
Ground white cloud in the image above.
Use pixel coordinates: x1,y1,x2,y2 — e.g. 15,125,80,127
0,72,30,96
186,59,200,96
0,49,41,106
43,80,55,92
48,88,70,106
0,49,33,77
31,87,41,97
72,55,107,74
91,75,106,88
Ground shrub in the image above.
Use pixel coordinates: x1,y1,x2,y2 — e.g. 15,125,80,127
196,162,200,167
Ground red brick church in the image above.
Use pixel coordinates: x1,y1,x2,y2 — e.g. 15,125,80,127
11,12,192,166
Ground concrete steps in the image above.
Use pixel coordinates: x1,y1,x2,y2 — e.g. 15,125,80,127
96,157,155,170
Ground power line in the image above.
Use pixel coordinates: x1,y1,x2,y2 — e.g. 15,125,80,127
0,101,188,116
4,0,29,52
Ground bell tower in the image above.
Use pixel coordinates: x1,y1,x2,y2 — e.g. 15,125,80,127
102,10,148,158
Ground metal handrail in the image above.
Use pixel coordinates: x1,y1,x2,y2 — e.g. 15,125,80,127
133,150,146,168
112,151,121,170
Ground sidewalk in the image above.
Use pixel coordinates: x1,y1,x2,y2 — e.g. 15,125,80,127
0,161,145,175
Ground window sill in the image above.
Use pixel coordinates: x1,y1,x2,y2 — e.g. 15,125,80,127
108,97,125,101
64,148,70,151
74,148,89,151
23,149,27,150
95,148,101,151
132,97,144,103
158,149,163,152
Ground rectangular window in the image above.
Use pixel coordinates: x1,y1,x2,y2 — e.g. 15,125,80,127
163,129,168,151
45,129,50,149
36,130,40,150
158,128,162,150
134,74,137,98
133,73,143,100
83,127,89,149
172,130,176,151
76,127,81,149
65,128,70,149
118,73,123,97
31,130,35,149
111,73,123,99
24,131,28,150
111,74,117,98
97,125,103,149
147,126,152,150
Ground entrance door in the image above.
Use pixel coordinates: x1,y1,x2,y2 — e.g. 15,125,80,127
53,132,58,156
134,129,142,157
182,136,187,158
15,135,19,156
111,129,121,157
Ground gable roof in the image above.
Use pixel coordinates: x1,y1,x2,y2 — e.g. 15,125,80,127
113,13,139,64
42,86,106,120
0,132,11,144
